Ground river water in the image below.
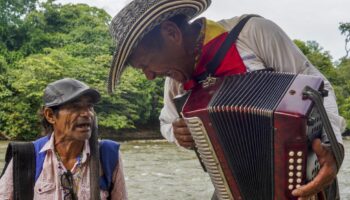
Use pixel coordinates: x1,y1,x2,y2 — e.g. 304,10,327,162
0,139,349,199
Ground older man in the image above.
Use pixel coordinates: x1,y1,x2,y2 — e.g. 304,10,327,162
107,0,345,199
0,78,127,200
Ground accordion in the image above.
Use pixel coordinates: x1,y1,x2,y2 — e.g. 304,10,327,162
179,72,328,200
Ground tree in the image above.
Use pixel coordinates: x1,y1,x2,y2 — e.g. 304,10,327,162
0,2,165,140
0,0,37,54
294,40,339,84
0,49,164,139
336,58,350,129
339,22,350,58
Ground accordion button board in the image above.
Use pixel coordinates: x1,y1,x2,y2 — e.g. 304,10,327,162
182,72,328,200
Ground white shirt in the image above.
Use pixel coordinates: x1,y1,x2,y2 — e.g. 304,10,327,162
159,15,345,145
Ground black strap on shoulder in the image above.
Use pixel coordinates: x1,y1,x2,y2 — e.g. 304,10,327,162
196,14,260,82
3,142,36,200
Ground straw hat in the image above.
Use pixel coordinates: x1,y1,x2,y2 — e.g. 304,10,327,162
108,0,211,93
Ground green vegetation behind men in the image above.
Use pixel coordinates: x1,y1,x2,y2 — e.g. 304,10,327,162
0,0,163,140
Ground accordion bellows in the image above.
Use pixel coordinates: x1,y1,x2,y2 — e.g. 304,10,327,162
182,72,324,200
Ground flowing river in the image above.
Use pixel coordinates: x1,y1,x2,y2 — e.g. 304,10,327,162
0,139,349,199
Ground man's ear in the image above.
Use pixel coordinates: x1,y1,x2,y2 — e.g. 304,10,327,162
44,107,56,125
160,20,183,46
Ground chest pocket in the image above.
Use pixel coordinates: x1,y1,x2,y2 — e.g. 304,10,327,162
34,182,55,195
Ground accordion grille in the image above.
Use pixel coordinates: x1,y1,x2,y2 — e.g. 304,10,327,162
186,117,233,200
208,72,296,199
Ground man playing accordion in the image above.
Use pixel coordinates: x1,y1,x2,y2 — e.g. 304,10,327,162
107,0,345,199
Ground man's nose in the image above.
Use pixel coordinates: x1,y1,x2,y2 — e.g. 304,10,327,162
79,107,93,117
143,69,156,80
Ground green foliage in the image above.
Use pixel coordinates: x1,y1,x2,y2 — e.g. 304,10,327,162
101,68,164,129
0,1,164,140
336,58,350,129
339,22,350,58
294,40,339,83
0,0,37,55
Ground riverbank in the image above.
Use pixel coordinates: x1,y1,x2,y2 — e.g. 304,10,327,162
0,122,164,141
99,126,163,141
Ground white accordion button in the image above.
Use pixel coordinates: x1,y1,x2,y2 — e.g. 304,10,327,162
297,158,302,164
296,172,302,177
288,185,294,190
297,151,303,157
289,151,295,156
297,165,302,171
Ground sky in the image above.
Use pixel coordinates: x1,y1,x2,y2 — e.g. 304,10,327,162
56,0,350,61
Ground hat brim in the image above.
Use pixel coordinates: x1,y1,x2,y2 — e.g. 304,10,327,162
75,88,101,105
46,88,101,108
108,0,211,93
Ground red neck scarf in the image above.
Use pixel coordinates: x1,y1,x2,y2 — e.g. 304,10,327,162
184,18,247,90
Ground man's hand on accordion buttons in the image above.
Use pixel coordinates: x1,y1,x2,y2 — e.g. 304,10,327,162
172,118,195,149
291,138,338,200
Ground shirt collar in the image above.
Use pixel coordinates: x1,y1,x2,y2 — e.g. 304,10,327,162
39,133,91,164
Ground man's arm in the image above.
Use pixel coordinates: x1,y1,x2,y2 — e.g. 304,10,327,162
159,77,195,148
110,151,127,200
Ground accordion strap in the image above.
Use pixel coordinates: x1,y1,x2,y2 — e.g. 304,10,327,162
197,14,260,82
303,86,344,171
3,142,36,200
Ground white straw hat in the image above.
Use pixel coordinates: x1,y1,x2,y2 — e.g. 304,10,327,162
108,0,211,93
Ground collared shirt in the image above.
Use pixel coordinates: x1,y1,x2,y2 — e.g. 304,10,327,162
159,15,345,145
0,135,127,200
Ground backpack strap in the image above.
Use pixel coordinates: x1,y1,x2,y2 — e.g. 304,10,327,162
2,142,35,200
1,136,119,199
197,14,260,82
99,139,120,192
33,135,51,182
33,136,120,192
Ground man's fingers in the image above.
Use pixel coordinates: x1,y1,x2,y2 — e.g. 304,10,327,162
291,165,333,197
174,134,194,143
175,131,195,148
292,139,337,198
172,118,187,127
177,141,195,149
174,126,191,135
172,117,195,148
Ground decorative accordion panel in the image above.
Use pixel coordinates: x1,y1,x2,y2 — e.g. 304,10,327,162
182,72,324,200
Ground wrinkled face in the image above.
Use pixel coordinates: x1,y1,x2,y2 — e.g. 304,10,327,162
128,21,195,83
45,95,95,142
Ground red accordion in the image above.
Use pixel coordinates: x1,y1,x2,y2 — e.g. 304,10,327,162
181,72,326,200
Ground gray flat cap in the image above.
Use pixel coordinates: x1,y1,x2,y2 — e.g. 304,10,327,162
43,78,100,107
